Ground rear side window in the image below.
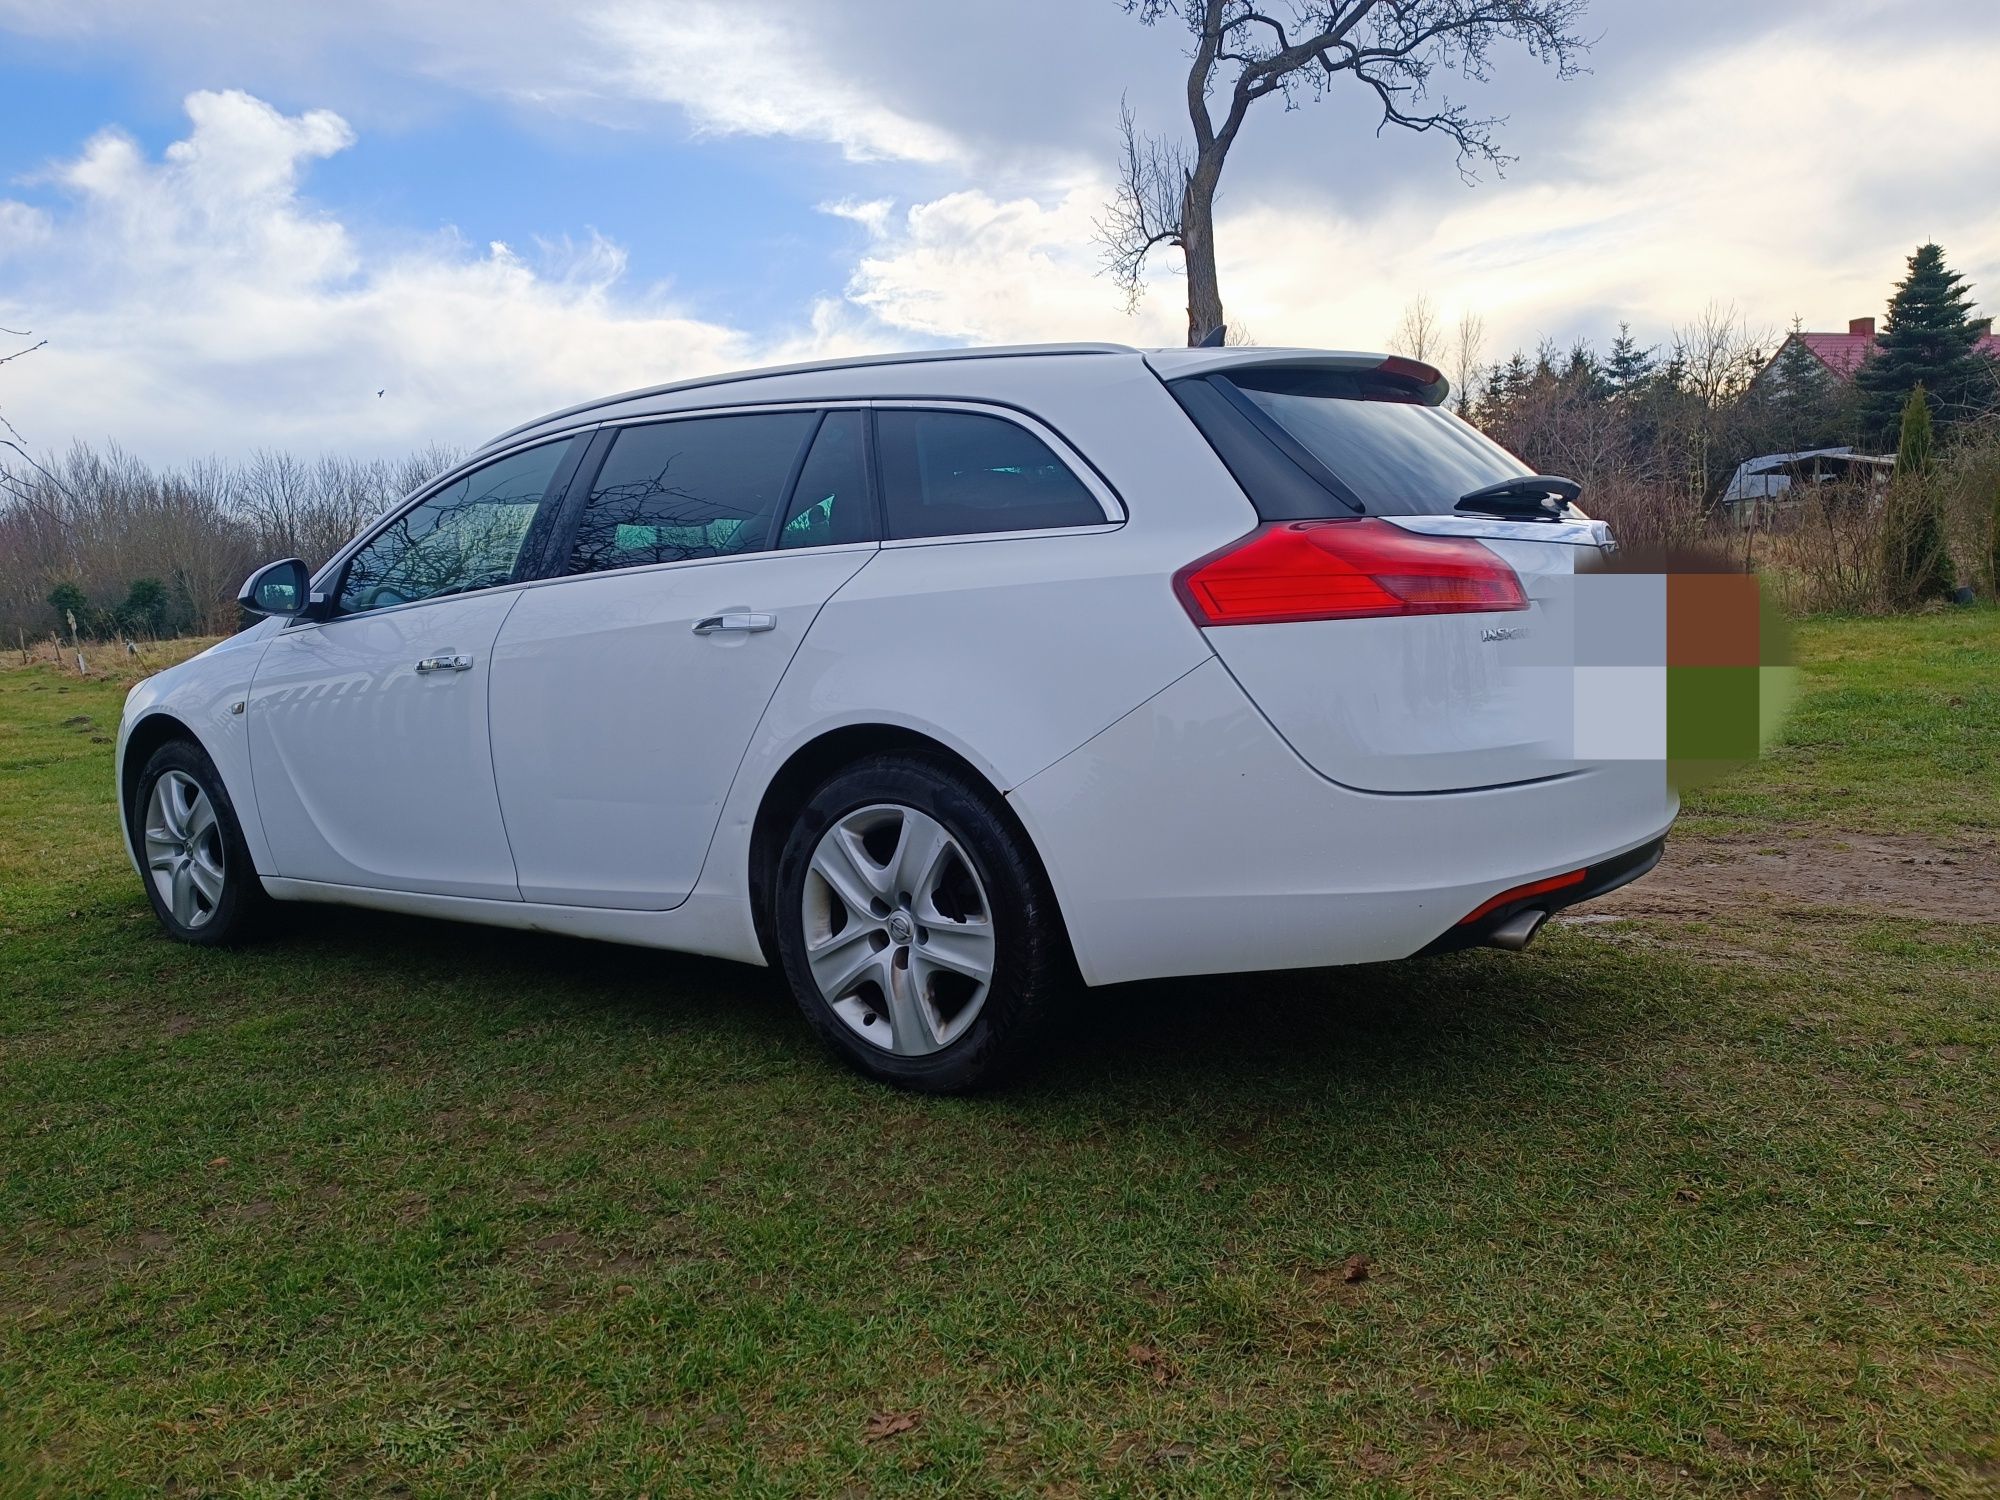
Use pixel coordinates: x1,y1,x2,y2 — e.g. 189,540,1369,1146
565,411,817,573
1174,368,1529,518
778,411,873,549
876,410,1105,540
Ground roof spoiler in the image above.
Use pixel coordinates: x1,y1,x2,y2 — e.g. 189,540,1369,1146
1142,348,1452,406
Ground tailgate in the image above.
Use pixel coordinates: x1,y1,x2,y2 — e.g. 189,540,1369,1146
1203,515,1616,793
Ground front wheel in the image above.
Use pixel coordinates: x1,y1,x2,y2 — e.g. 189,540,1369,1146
132,739,270,946
773,754,1071,1092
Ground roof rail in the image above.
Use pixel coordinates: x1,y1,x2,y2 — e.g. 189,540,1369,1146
477,342,1138,453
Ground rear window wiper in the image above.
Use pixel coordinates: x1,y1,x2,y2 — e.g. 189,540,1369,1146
1455,475,1582,520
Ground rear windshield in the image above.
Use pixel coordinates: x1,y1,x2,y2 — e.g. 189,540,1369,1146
1177,367,1530,518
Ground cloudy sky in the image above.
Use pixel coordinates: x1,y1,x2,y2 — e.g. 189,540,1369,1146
2,0,1997,462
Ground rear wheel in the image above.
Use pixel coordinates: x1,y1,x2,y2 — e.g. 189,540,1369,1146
773,754,1069,1092
133,739,269,946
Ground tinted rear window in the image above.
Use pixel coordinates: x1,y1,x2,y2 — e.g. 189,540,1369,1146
1175,368,1529,518
565,412,816,573
876,410,1105,539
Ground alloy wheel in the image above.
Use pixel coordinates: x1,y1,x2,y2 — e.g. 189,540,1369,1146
144,769,226,929
801,803,996,1055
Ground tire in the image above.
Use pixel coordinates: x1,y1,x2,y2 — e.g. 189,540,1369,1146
772,752,1071,1093
131,739,271,947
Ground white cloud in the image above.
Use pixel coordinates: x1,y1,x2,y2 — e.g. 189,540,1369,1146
820,197,895,237
581,1,960,163
0,0,964,164
50,91,357,291
5,12,2000,465
0,199,54,258
839,188,1179,345
0,91,898,462
835,26,2000,363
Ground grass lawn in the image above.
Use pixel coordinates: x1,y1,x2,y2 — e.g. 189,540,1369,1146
2,613,1996,1497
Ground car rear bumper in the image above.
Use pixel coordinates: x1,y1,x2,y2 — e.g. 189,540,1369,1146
1412,835,1665,956
1007,657,1677,986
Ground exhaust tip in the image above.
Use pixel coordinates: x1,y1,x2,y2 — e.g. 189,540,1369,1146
1484,909,1548,952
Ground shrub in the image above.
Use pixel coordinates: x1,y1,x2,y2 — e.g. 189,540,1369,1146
1879,386,1955,608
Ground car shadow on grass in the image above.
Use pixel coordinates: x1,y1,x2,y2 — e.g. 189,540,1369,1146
256,899,1673,1129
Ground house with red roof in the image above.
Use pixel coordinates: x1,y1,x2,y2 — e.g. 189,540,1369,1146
1765,315,2000,383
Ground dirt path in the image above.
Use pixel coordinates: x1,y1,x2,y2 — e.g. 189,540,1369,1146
1580,832,2000,925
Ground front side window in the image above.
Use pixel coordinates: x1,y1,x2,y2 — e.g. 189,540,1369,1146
876,410,1105,540
565,412,818,574
336,439,574,615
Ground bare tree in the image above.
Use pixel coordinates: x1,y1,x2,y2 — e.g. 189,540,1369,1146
0,321,56,509
1450,308,1486,414
1098,0,1590,345
0,438,465,640
1391,292,1443,361
1664,302,1773,500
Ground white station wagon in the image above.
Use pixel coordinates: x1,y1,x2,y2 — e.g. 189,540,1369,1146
119,344,1674,1091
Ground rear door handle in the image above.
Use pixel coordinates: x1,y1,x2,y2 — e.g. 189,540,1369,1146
691,612,776,636
415,654,474,673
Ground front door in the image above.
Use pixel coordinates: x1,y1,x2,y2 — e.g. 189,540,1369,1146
488,408,877,909
247,437,581,899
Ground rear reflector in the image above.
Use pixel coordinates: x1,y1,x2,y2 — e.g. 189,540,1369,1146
1174,518,1528,627
1456,868,1588,926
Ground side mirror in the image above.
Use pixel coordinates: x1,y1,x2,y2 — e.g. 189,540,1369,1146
237,558,312,618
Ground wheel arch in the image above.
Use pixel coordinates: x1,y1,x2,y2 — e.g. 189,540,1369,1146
120,711,205,830
745,723,1074,969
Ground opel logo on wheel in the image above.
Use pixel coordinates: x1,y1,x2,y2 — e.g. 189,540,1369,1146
887,911,914,944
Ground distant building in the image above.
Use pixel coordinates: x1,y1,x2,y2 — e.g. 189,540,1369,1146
1756,315,2000,385
1718,446,1893,526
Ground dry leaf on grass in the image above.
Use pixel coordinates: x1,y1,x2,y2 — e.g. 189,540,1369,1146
863,1410,920,1442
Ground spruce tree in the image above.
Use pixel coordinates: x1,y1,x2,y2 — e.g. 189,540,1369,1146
1604,322,1657,398
1766,317,1839,451
1855,243,1991,444
1879,385,1955,606
1561,339,1610,400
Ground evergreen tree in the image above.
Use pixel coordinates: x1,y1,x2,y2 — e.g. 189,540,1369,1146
1604,322,1657,397
46,581,88,636
1483,351,1533,421
1855,243,1992,444
120,578,170,636
1561,339,1610,400
1879,385,1954,606
1764,316,1840,450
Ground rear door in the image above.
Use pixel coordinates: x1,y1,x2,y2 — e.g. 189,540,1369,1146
1167,362,1619,793
487,407,877,909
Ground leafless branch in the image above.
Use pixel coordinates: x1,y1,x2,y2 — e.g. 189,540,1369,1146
1094,97,1192,311
1109,0,1592,341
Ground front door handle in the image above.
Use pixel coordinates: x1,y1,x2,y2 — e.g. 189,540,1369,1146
691,612,776,636
415,654,474,673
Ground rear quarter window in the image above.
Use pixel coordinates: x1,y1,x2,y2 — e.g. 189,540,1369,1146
876,409,1106,540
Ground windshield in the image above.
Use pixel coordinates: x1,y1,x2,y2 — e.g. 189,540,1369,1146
1226,368,1530,516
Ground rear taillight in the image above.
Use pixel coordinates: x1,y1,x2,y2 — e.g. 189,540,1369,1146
1174,518,1528,627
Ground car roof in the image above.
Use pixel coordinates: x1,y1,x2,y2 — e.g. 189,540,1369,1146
475,342,1441,454
477,343,1134,453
